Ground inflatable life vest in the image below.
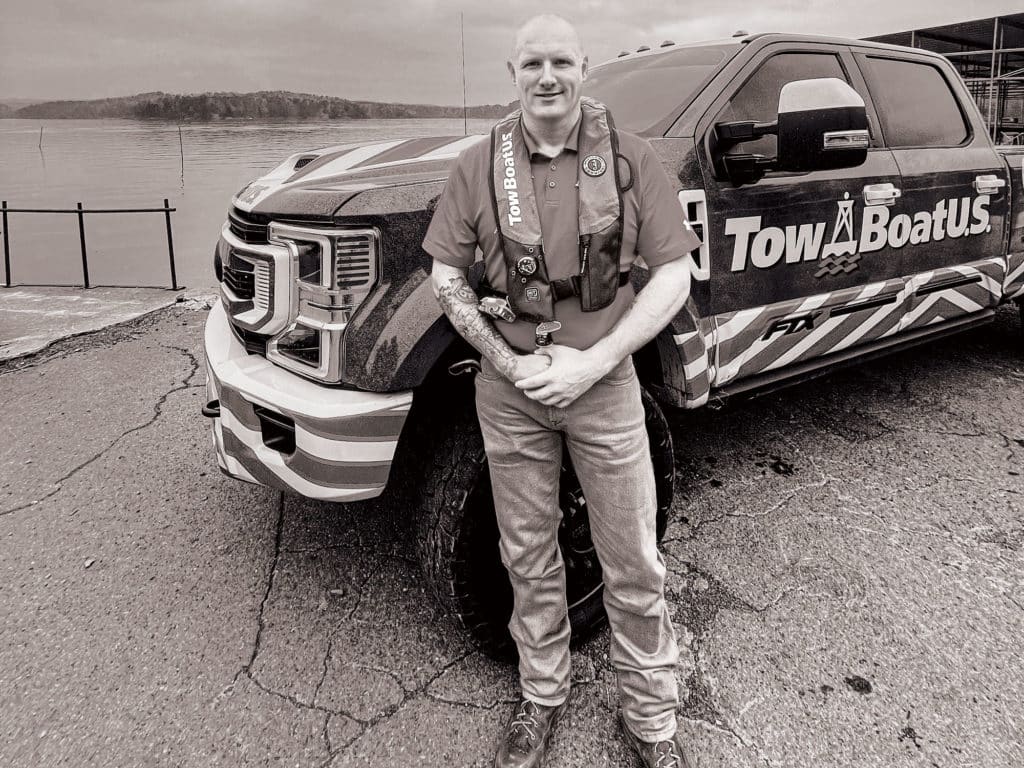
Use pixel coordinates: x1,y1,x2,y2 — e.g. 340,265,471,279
488,98,625,323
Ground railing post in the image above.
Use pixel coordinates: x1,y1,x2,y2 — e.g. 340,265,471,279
76,202,90,289
164,198,179,291
2,200,10,287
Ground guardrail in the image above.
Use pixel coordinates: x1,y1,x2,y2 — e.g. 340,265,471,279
1,199,180,290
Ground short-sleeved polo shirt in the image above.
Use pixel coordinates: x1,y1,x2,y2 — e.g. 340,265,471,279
423,115,700,352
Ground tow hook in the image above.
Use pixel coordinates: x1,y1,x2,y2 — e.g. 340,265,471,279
447,359,481,377
202,399,221,418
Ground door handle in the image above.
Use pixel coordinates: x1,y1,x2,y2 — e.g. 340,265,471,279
973,174,1006,195
862,183,901,206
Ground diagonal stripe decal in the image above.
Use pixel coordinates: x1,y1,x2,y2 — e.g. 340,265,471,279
705,258,1003,389
294,140,407,184
746,283,888,374
419,134,488,159
349,136,463,169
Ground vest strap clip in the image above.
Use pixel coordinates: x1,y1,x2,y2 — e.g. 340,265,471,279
478,271,629,306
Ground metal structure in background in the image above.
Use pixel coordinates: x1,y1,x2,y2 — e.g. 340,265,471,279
0,199,180,290
867,13,1024,145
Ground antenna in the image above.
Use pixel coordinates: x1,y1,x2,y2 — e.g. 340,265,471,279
460,12,468,136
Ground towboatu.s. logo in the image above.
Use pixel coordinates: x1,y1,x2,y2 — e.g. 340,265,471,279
726,192,992,276
499,131,523,226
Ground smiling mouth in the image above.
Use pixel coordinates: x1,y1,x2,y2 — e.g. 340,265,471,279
537,92,563,99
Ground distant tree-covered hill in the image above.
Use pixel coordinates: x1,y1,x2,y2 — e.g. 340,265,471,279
4,91,514,121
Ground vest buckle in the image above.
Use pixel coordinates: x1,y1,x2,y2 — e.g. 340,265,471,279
479,296,517,323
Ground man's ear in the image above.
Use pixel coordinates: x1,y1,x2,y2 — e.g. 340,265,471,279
507,60,517,84
581,55,589,81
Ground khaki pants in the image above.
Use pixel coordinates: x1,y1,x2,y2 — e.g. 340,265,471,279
475,356,680,741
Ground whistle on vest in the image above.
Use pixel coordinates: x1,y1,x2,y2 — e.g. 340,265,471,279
478,296,517,323
534,321,562,347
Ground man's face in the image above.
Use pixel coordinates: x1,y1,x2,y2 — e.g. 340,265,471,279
508,26,587,123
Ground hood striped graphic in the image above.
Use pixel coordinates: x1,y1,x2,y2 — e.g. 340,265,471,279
233,134,488,212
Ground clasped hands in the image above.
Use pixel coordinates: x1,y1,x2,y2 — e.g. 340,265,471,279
509,344,614,408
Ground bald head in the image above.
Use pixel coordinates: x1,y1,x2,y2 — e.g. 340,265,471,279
511,14,584,62
507,14,588,127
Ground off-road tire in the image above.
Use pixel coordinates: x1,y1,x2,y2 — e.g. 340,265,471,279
414,378,675,661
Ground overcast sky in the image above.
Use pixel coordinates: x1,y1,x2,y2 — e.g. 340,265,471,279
2,1,1020,105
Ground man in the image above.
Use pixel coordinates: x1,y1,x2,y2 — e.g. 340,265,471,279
423,14,701,768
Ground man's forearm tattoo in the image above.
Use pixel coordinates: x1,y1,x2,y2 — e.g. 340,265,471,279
436,276,518,378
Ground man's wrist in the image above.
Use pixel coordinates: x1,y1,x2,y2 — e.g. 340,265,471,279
494,355,518,380
582,345,621,379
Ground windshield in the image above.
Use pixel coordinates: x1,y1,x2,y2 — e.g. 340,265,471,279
584,44,740,135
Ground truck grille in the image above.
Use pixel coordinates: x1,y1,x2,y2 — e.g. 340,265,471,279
223,258,255,299
335,234,374,289
228,208,270,244
224,254,271,310
253,262,271,310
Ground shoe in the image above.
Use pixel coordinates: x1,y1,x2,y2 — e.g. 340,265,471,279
493,697,568,768
619,711,695,768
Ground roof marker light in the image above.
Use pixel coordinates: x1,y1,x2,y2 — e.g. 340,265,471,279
637,45,650,52
660,40,675,47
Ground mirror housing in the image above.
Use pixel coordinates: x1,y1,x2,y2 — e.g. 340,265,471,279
776,77,869,173
710,77,869,184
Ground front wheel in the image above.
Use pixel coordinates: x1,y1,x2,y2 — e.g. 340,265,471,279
415,382,675,660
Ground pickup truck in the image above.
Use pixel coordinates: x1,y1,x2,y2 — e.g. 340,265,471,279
203,32,1024,657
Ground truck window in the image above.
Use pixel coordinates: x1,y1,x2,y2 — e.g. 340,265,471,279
859,57,969,148
717,52,848,157
585,44,739,134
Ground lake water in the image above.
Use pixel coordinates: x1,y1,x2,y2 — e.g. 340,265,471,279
0,118,496,291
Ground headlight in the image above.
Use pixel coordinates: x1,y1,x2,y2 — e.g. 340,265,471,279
297,242,321,285
264,223,380,382
274,325,321,367
213,244,223,283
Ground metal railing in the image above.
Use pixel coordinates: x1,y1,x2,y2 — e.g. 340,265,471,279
1,199,180,290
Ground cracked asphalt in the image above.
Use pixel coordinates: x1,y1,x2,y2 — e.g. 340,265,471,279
1,303,1022,767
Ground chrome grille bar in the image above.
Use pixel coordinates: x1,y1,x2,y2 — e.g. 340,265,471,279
334,234,374,289
253,262,271,311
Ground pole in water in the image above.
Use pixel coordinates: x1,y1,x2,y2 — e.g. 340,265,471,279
177,125,185,180
460,12,468,136
38,126,43,149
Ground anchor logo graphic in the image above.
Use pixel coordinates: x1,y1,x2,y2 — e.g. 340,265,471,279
816,193,862,278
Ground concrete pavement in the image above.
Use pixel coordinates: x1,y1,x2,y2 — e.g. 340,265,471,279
1,303,1022,766
0,286,186,361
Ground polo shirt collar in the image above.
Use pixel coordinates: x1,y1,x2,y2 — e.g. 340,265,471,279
521,113,582,159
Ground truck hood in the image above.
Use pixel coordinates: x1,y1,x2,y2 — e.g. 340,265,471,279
234,135,487,218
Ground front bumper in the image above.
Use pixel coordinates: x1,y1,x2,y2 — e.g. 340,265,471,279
203,300,412,501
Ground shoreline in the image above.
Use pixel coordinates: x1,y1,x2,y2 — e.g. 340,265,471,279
0,287,214,363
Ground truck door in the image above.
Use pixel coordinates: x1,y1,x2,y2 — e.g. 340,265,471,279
854,51,1010,330
695,45,906,388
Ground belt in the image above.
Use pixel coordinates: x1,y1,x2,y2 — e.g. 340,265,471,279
478,271,630,303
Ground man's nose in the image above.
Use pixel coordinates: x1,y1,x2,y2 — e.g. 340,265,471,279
539,62,556,86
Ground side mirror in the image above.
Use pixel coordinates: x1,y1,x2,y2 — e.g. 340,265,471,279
776,78,869,173
710,77,869,184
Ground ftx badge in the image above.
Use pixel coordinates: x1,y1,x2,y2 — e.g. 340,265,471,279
525,286,540,302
